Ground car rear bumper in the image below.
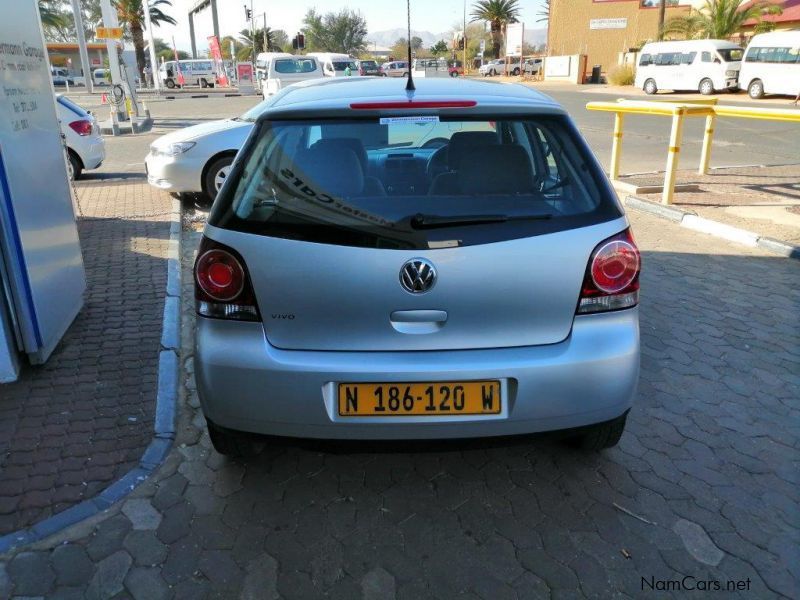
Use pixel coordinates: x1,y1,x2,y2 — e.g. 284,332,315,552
195,308,640,440
145,151,204,193
81,139,105,170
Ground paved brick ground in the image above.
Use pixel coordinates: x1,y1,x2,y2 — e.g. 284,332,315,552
0,208,796,599
0,179,171,535
622,165,800,245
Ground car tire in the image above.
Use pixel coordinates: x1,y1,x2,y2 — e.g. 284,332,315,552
491,69,497,76
450,71,458,77
569,412,628,451
200,78,208,88
748,79,764,99
67,151,82,181
403,72,409,78
699,78,715,96
165,78,176,89
512,67,520,76
203,155,235,203
207,420,256,458
643,78,657,95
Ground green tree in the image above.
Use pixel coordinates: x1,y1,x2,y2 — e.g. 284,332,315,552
302,8,368,54
114,0,177,79
663,0,781,40
429,40,448,56
470,0,520,59
237,27,286,61
536,0,549,24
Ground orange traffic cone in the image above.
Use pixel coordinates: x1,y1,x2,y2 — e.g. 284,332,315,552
101,93,108,104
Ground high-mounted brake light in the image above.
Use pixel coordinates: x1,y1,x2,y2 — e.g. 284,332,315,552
194,238,260,321
349,100,477,109
577,229,640,315
68,120,93,136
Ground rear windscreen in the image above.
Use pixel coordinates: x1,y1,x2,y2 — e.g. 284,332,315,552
209,116,621,250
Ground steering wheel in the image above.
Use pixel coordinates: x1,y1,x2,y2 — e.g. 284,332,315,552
421,137,449,149
426,144,449,180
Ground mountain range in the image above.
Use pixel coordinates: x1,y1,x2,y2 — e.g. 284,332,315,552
367,28,547,49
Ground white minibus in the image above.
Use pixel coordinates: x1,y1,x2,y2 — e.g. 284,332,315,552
306,53,360,77
159,59,217,88
635,40,743,95
739,31,800,99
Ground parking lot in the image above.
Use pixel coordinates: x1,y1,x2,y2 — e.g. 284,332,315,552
0,86,798,599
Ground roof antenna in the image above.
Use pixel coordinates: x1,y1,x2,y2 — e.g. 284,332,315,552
405,0,415,93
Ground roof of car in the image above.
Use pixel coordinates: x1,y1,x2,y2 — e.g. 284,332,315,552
261,77,564,117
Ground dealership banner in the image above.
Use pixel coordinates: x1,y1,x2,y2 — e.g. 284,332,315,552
207,35,229,87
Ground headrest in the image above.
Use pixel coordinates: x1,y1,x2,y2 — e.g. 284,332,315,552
458,145,534,195
311,138,369,174
294,146,364,198
447,131,499,170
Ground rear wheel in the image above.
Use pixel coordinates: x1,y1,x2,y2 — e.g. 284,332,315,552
207,420,255,458
203,155,234,203
643,78,657,95
699,77,715,95
748,79,764,99
165,78,176,89
67,151,82,181
512,67,520,76
450,71,458,77
200,78,209,88
568,412,628,451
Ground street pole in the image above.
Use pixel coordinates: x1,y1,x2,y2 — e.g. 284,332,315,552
98,0,123,89
142,0,161,92
250,0,256,62
69,0,94,93
263,13,267,52
463,0,467,74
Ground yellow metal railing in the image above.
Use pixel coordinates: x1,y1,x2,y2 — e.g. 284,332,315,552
586,99,800,205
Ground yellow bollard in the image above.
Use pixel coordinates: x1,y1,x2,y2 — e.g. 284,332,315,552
698,114,716,175
610,112,624,181
662,109,686,205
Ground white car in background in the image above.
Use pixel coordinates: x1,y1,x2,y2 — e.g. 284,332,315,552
56,94,104,180
261,55,324,99
145,99,269,203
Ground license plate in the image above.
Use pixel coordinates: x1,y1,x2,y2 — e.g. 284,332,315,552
338,381,501,417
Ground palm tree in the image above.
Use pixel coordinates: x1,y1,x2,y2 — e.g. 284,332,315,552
39,0,68,28
237,27,286,60
115,0,177,80
536,0,550,24
663,0,781,40
470,0,521,59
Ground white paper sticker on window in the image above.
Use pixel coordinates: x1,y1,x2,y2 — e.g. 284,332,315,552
379,116,440,125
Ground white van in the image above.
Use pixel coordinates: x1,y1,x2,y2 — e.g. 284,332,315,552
306,53,360,77
92,68,110,86
261,55,324,98
739,31,800,99
255,51,292,83
635,40,743,95
159,59,217,88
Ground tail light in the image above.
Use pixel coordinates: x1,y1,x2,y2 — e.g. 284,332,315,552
194,237,260,321
68,119,93,136
577,229,640,314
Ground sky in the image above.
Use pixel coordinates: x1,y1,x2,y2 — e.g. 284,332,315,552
154,0,548,53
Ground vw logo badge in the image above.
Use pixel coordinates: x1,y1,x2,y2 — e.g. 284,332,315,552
400,258,437,294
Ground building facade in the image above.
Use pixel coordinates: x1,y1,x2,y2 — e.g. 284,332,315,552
46,43,110,77
548,0,692,79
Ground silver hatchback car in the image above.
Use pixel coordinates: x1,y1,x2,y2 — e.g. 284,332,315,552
194,78,640,456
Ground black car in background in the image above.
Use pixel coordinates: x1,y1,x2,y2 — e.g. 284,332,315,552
358,59,380,76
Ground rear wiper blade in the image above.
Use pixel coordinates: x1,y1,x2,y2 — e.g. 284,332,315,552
410,213,551,230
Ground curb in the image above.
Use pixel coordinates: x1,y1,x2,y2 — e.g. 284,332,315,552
0,197,182,555
624,195,800,260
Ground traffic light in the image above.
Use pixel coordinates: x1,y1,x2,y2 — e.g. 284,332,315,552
458,36,465,51
292,33,305,50
244,6,252,21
